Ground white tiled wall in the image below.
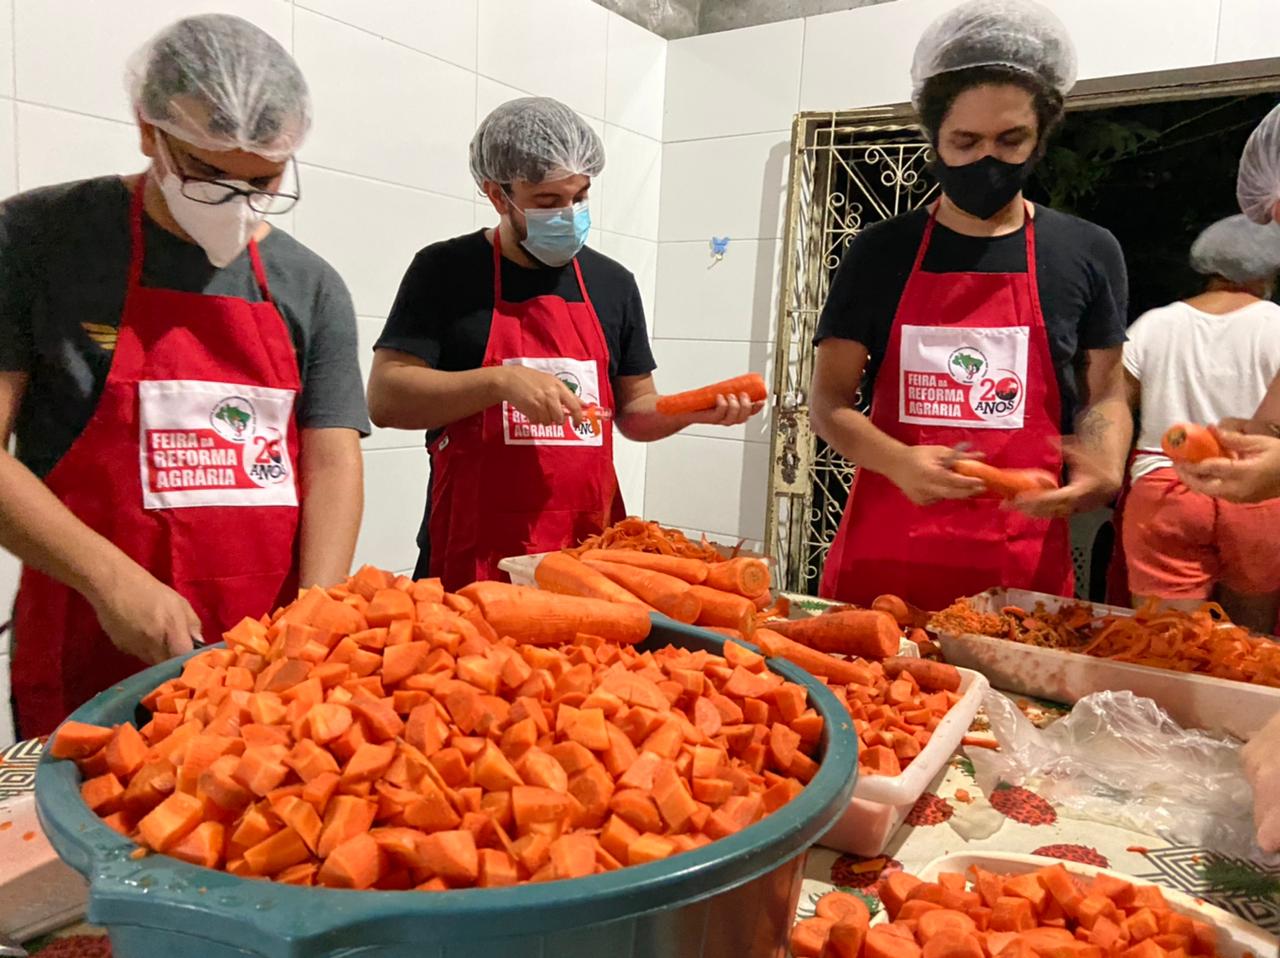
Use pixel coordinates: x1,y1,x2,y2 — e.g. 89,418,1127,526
0,0,665,745
649,0,1280,550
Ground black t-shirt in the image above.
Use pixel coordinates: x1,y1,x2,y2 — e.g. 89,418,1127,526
375,230,657,572
814,205,1129,430
375,230,657,380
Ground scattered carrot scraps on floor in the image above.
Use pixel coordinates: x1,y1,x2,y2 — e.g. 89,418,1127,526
954,788,972,803
22,831,35,841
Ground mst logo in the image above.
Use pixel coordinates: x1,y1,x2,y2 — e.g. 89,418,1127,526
949,348,987,384
211,397,254,441
554,370,598,440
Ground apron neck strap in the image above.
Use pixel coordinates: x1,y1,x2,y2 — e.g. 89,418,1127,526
128,175,273,302
915,200,1037,275
491,226,586,303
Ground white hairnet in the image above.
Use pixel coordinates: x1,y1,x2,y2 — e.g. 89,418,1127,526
1190,214,1280,285
1238,103,1280,226
470,97,604,187
911,0,1078,107
127,14,310,161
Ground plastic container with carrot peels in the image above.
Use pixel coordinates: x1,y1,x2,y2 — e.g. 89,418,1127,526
931,587,1280,740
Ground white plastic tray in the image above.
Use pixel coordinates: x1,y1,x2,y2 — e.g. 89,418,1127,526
819,667,988,856
0,793,87,942
934,588,1280,740
916,851,1277,958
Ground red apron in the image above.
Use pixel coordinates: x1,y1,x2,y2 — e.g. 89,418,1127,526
426,230,624,592
820,205,1073,610
12,183,301,737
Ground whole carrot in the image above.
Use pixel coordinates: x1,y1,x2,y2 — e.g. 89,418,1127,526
535,552,649,607
766,610,899,659
583,560,702,624
755,629,876,687
458,581,652,646
952,459,1057,500
688,585,756,635
577,549,709,584
1161,423,1225,463
881,656,961,693
872,594,931,629
704,557,771,599
655,373,767,416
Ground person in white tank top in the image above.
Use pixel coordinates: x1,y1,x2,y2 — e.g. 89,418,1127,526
1122,214,1280,632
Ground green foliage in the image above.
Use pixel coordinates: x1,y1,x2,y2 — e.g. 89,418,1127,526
1036,117,1159,213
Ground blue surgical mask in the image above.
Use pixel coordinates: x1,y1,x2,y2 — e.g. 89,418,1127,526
511,197,591,267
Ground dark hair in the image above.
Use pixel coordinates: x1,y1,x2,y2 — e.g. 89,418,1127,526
916,64,1065,154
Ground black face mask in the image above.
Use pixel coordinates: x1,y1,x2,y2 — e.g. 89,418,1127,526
931,155,1036,220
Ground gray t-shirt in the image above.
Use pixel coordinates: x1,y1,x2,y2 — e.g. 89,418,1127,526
0,176,370,478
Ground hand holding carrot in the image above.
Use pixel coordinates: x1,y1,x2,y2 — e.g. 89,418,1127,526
682,392,765,427
654,373,767,428
497,365,585,427
1011,438,1119,520
1175,429,1280,503
88,559,201,664
886,445,985,506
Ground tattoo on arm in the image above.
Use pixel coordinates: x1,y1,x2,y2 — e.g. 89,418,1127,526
1076,405,1108,448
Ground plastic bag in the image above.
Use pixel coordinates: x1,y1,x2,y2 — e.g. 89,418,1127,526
968,690,1266,859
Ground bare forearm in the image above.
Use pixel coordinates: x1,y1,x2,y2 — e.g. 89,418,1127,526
1074,397,1130,485
0,450,129,601
369,365,503,431
811,403,907,477
297,438,363,588
616,393,689,442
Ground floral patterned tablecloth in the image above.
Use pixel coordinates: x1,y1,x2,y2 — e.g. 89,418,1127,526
797,696,1280,939
5,698,1280,955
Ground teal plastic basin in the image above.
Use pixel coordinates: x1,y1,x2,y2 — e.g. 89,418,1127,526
37,619,857,958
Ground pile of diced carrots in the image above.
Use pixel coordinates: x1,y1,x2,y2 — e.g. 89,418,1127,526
536,540,965,782
792,863,1232,958
49,567,826,891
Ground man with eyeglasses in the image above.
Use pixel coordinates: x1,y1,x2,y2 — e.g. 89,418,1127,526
0,15,369,736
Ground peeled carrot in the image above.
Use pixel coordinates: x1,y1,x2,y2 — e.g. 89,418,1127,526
1162,422,1225,463
535,552,649,606
655,372,767,415
952,460,1057,500
459,581,652,646
755,629,876,686
49,721,115,760
872,594,931,630
703,557,771,599
688,585,755,634
766,609,899,659
792,917,837,958
817,891,871,927
882,657,961,693
823,921,868,958
583,559,701,623
578,548,709,584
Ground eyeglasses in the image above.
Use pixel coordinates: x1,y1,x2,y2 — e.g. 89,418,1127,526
162,135,301,215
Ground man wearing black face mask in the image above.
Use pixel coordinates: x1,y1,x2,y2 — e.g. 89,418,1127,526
810,0,1130,609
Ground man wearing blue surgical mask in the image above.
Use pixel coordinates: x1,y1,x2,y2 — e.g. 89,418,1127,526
369,97,763,590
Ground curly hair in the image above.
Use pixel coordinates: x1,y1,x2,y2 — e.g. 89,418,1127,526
916,64,1065,155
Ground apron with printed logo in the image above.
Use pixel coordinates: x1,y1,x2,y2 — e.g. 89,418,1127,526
11,183,301,736
425,230,624,592
820,205,1072,610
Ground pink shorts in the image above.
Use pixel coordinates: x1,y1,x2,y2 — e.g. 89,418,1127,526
1123,468,1280,599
